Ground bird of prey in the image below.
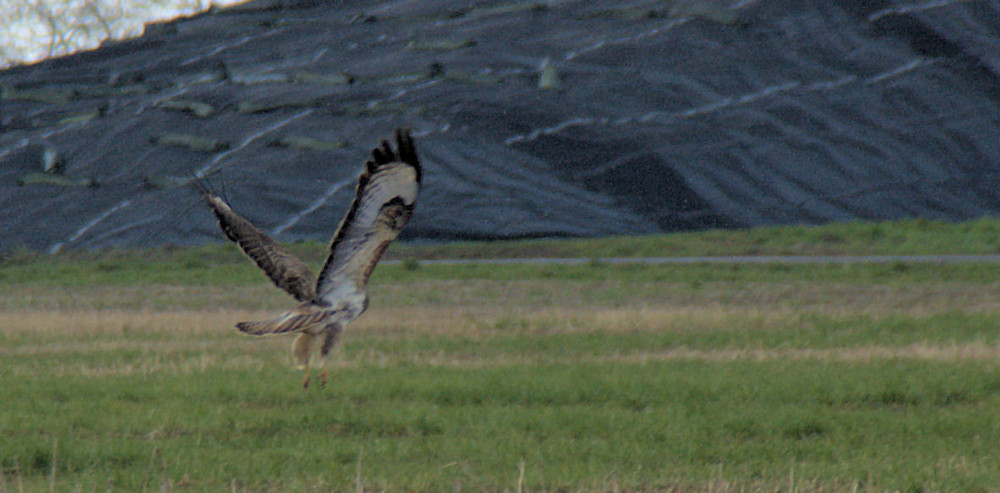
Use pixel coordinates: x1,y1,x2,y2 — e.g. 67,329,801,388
197,128,421,388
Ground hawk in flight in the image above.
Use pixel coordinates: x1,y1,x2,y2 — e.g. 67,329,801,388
198,128,421,388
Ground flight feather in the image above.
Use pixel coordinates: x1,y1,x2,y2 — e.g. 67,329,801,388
194,182,317,302
315,128,421,305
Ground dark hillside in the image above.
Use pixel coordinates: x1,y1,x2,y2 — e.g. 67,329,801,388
2,0,999,252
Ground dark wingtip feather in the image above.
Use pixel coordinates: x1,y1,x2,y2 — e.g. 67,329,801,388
393,128,421,183
189,176,214,203
366,129,420,173
189,179,239,242
371,140,394,165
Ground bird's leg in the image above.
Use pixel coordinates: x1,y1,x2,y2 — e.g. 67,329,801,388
319,359,329,388
292,333,316,389
318,323,344,388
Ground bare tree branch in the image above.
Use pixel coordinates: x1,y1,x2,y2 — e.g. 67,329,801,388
87,0,116,40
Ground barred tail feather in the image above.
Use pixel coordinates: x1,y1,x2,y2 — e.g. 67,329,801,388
235,310,332,336
236,320,294,335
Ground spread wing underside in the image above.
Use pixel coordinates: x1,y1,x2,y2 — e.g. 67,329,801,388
196,182,317,302
315,129,421,305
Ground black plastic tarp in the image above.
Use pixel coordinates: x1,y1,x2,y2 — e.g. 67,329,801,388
2,0,999,252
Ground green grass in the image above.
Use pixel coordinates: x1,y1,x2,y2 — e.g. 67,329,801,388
4,217,1000,490
5,216,1000,282
5,360,1000,491
389,216,1000,259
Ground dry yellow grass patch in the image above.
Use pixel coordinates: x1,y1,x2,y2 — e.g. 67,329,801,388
0,284,292,311
0,308,286,377
0,308,268,338
374,279,1000,319
6,279,1000,378
346,304,802,338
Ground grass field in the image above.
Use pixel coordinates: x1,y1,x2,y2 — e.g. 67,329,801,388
3,218,1000,491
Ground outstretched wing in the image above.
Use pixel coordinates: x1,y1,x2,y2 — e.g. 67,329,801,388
314,128,421,306
195,182,317,302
